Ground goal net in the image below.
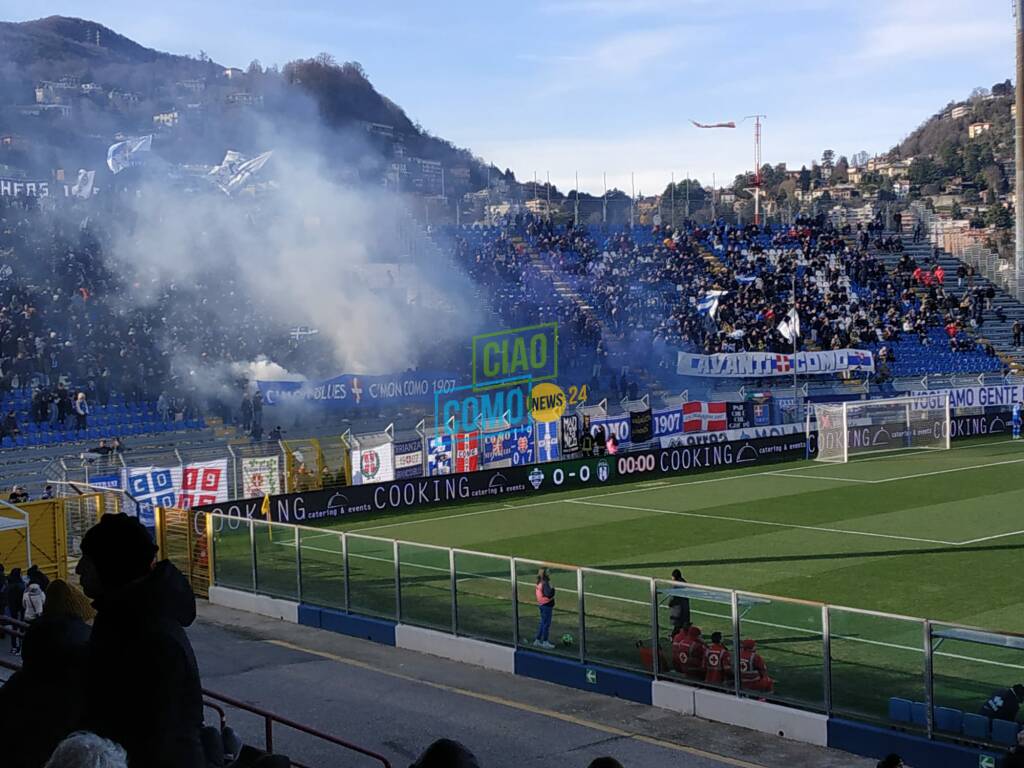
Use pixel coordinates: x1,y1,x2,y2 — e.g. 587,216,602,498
810,393,950,463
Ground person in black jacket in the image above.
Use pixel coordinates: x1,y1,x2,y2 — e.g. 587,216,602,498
0,579,93,768
981,684,1024,721
76,514,206,768
7,568,24,654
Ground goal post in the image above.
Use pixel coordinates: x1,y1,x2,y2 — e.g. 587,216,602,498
810,393,951,463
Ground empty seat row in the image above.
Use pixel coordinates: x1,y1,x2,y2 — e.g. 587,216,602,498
889,697,1021,744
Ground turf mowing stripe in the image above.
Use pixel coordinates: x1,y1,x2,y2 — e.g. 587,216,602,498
353,438,1024,536
764,472,874,484
566,499,958,546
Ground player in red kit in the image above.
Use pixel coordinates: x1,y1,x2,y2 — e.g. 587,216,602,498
739,639,774,693
704,631,733,686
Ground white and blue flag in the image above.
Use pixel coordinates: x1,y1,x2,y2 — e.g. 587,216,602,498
536,421,560,462
697,290,728,319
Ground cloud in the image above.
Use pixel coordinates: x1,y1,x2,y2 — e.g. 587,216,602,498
852,0,1011,65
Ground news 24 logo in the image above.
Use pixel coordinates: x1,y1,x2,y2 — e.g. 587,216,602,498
436,323,569,436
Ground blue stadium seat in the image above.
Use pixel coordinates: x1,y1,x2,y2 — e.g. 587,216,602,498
962,713,990,741
888,697,912,723
991,718,1021,746
910,701,927,727
934,706,963,733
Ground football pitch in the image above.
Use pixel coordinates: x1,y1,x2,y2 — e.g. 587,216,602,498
213,434,1024,726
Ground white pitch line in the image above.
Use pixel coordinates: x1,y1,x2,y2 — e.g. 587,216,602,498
566,499,958,546
957,528,1024,546
765,472,875,484
868,457,1024,484
352,438,1024,540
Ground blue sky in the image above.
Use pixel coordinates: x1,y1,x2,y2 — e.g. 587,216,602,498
5,0,1016,193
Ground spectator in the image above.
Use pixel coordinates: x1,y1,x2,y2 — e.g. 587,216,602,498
44,732,128,768
9,485,29,503
252,390,264,433
667,568,690,637
7,567,24,654
410,739,481,768
73,392,89,431
981,683,1024,722
41,484,55,499
240,392,253,433
0,580,93,767
76,514,206,768
1,409,19,439
533,568,556,649
27,564,50,592
23,578,45,621
1002,730,1024,768
605,433,619,455
1014,320,1022,348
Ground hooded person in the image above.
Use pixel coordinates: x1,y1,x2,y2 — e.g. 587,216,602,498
0,580,94,768
76,514,206,768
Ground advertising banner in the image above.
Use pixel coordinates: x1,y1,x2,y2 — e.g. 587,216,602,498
678,349,874,377
350,443,396,485
197,433,808,525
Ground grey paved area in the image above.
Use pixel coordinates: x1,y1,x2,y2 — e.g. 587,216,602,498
192,602,876,768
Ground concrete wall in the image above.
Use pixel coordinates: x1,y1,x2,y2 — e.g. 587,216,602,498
694,688,829,747
208,586,298,623
395,625,515,673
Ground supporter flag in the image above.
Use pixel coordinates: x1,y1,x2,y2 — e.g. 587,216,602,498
241,456,281,497
394,438,424,479
697,290,727,319
691,120,737,129
106,135,152,174
682,401,728,433
560,412,582,453
124,466,182,527
71,169,95,199
777,308,801,343
427,434,453,475
536,421,560,462
454,432,479,473
178,459,229,509
351,442,396,485
629,407,653,443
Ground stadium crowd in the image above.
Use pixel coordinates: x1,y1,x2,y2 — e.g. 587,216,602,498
451,211,1003,381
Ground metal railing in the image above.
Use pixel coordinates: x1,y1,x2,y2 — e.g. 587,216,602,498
911,201,1017,299
0,621,391,768
208,512,1024,748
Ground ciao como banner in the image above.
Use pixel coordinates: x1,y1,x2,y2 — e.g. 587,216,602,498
195,433,810,526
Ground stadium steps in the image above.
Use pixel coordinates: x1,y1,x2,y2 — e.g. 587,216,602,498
869,233,1024,372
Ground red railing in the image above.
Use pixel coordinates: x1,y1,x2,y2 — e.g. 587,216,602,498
0,619,390,768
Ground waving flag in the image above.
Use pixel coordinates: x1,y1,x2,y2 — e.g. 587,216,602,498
697,290,728,319
691,120,736,129
107,135,152,174
777,308,801,343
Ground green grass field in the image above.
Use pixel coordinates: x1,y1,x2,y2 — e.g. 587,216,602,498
211,434,1024,731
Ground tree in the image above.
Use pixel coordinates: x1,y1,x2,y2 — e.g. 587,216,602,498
938,140,962,176
798,165,811,192
951,201,963,219
993,79,1013,98
850,150,869,168
247,59,263,76
909,157,941,186
821,149,835,169
986,203,1013,229
832,156,849,184
969,86,990,103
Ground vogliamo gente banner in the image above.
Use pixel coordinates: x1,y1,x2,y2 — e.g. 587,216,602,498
194,433,809,525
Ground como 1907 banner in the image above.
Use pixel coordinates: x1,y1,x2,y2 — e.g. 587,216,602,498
195,433,809,525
